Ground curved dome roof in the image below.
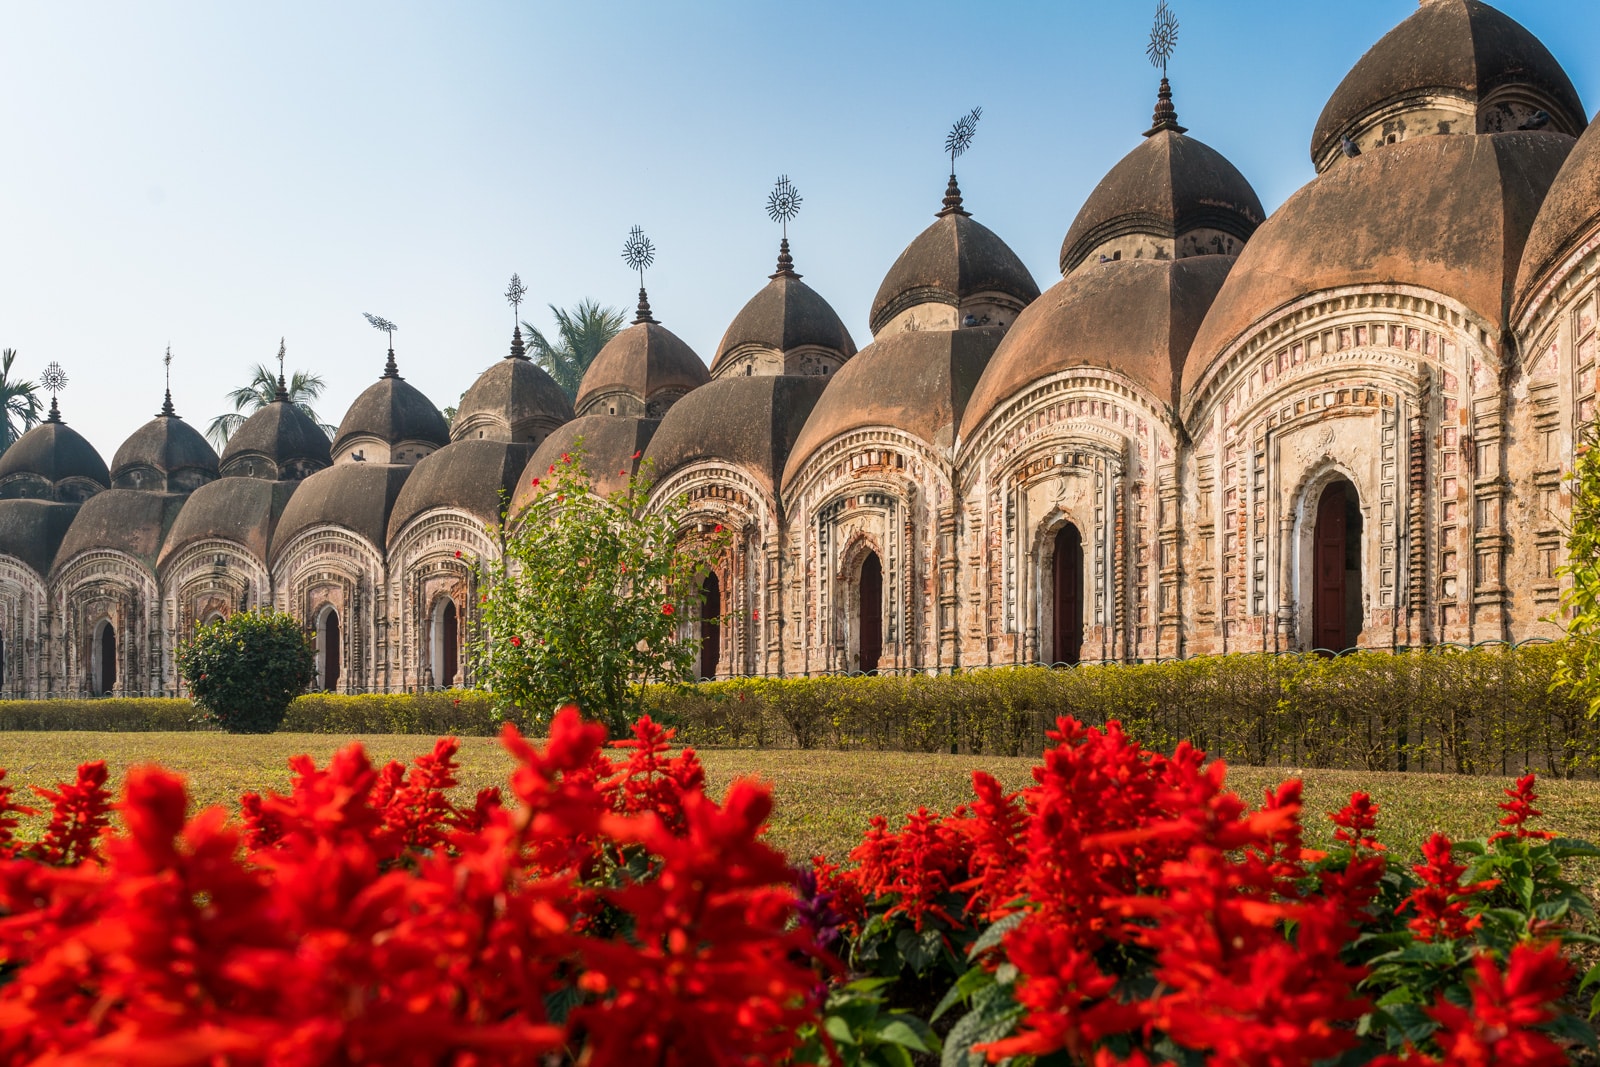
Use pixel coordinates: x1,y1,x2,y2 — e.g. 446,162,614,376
56,490,187,571
0,499,81,575
158,476,299,568
220,393,332,480
1516,117,1600,319
963,256,1235,442
0,412,110,502
512,415,659,515
870,194,1040,336
1311,0,1584,168
1185,131,1572,401
271,462,411,562
333,357,450,459
645,375,829,498
710,249,857,377
574,312,709,418
386,439,537,544
782,326,1004,493
452,333,574,445
1059,129,1264,274
111,404,219,492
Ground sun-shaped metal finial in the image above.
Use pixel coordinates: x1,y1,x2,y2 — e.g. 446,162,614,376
945,106,983,173
40,361,67,395
1147,0,1179,76
622,225,655,288
505,273,527,315
766,175,803,239
363,312,397,347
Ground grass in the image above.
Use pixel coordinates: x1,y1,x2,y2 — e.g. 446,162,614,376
6,731,1600,864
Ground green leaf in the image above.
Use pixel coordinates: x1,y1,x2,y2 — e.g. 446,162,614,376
967,912,1026,959
931,965,995,1023
941,983,1025,1067
875,1018,936,1054
896,926,945,975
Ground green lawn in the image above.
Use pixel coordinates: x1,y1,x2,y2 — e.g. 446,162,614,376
3,732,1599,863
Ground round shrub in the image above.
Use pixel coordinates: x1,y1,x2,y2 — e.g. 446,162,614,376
176,610,316,733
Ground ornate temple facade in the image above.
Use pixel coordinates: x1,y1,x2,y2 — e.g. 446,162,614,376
7,0,1600,696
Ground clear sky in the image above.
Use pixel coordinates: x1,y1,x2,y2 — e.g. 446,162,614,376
3,1,1599,461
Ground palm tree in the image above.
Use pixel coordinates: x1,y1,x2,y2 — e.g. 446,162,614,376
523,300,627,400
206,340,335,449
0,350,42,454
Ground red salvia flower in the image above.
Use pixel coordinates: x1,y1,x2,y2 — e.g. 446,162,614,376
662,603,674,616
1492,774,1555,842
1330,791,1385,852
1397,832,1498,942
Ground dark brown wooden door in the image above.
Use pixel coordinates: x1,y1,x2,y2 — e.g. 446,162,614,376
699,572,721,680
441,600,458,686
1314,483,1348,651
1052,524,1083,665
99,623,116,695
859,553,883,674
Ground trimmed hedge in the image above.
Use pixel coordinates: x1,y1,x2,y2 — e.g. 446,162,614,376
645,645,1600,777
1,645,1596,777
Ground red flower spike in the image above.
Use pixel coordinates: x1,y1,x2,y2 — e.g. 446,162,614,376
1396,832,1499,941
1330,791,1385,852
631,450,642,460
453,549,462,559
510,635,522,648
662,603,674,616
531,477,540,487
1492,774,1555,842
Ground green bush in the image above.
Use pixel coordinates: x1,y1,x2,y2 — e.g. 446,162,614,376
175,610,317,733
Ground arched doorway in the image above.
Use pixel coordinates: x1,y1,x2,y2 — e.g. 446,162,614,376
430,597,459,688
316,607,341,692
858,552,883,674
92,619,116,696
1052,523,1084,665
699,571,721,680
1312,480,1364,652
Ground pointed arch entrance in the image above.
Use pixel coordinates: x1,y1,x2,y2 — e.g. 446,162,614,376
316,606,341,692
430,597,459,688
858,552,883,674
92,619,116,696
1052,523,1084,665
699,571,721,680
1312,479,1363,652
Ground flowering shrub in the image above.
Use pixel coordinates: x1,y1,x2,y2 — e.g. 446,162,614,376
0,714,1593,1065
473,447,729,734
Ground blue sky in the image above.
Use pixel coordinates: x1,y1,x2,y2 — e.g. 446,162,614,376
3,1,1599,459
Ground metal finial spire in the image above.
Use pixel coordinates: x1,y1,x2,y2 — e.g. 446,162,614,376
160,346,176,417
939,107,981,217
504,273,530,360
40,361,66,423
1147,0,1179,76
363,313,399,377
1144,2,1186,136
273,337,290,401
622,225,658,324
766,175,803,278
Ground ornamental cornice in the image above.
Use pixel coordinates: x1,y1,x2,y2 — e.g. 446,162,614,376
1516,225,1600,352
787,427,946,511
1183,285,1498,426
957,367,1172,469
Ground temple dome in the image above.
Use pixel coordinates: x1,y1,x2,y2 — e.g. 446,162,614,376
0,499,81,575
452,331,574,446
56,490,187,571
1515,116,1600,320
1311,0,1583,172
869,187,1039,337
220,388,332,481
710,246,857,379
386,439,537,545
512,415,658,514
271,462,411,563
782,326,1003,493
158,476,299,567
1185,131,1572,404
110,402,218,493
0,409,110,503
963,256,1235,442
333,352,450,464
1059,128,1264,275
645,374,828,498
574,306,708,420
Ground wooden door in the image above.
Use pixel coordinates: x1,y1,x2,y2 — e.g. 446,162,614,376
441,600,458,686
99,623,116,695
699,572,721,680
324,611,342,692
859,553,883,674
1052,524,1083,665
1314,483,1348,651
